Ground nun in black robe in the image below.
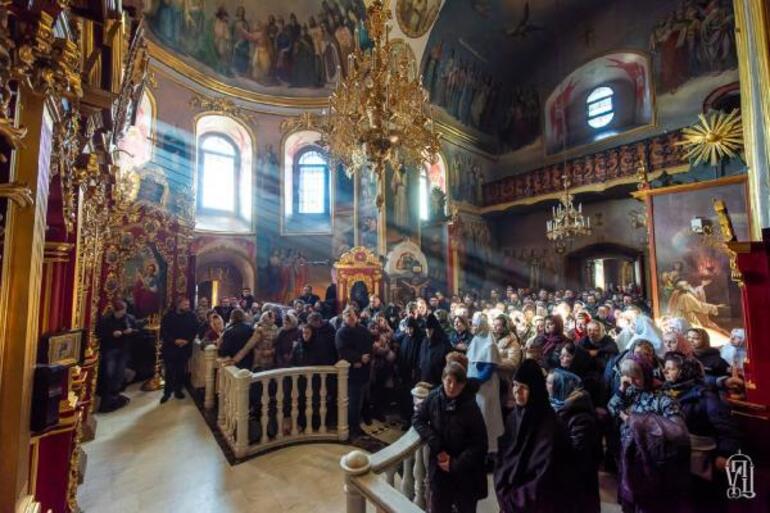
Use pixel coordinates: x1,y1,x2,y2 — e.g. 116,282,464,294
494,359,575,513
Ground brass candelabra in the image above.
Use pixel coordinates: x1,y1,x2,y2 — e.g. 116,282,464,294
141,313,164,391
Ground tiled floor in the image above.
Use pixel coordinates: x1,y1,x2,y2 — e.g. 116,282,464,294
79,383,621,513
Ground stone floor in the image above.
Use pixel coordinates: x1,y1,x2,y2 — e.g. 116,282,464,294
79,383,621,513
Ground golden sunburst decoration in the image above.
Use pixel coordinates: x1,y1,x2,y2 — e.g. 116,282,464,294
676,109,743,167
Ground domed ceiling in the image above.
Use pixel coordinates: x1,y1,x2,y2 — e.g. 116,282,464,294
143,0,366,98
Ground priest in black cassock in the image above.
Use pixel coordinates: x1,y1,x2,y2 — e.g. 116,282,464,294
159,297,198,403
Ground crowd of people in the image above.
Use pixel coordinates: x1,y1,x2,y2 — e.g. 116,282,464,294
97,282,749,513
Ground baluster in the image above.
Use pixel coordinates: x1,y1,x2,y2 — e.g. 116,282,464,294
385,466,396,486
276,376,285,440
203,345,217,409
234,369,252,458
304,371,314,433
335,360,350,440
260,378,270,445
290,374,299,436
217,364,227,426
413,445,427,509
402,452,415,500
341,451,370,513
319,373,328,434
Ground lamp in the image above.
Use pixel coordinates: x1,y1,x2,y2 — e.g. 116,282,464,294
323,0,441,210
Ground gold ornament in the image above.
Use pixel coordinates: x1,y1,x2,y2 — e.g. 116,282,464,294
676,109,743,167
324,0,441,209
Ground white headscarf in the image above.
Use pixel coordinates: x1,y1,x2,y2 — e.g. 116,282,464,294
627,314,664,355
720,328,747,368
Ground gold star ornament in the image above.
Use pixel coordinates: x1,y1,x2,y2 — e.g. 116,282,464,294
676,109,743,167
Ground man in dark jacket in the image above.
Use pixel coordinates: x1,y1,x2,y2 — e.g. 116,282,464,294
298,284,320,307
413,361,488,513
335,307,372,438
307,312,338,365
160,297,198,403
397,317,425,425
418,314,452,387
218,309,255,370
96,299,138,412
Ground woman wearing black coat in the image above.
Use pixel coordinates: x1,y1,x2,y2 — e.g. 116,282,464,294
495,359,574,513
413,361,488,513
547,368,601,513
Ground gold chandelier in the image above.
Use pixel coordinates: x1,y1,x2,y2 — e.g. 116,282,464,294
324,0,440,209
546,175,591,242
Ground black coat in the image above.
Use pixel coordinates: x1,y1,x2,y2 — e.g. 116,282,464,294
335,323,373,383
397,331,425,385
96,313,138,351
449,329,472,352
413,386,488,501
418,333,452,387
662,379,741,456
495,401,575,513
218,322,255,370
160,309,199,361
311,321,339,365
694,348,729,389
555,390,601,513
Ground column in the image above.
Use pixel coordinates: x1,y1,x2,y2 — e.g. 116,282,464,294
734,0,770,239
0,83,54,512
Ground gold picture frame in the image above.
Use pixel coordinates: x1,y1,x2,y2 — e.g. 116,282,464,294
43,330,83,367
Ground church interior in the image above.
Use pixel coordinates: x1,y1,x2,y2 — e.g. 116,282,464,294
2,0,770,512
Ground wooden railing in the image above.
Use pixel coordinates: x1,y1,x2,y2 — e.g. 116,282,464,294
212,354,350,458
340,384,432,513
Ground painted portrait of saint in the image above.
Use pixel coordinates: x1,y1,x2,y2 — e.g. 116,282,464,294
396,0,442,38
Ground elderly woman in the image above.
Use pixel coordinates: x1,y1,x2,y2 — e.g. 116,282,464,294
662,329,704,381
467,312,504,457
608,355,689,513
202,313,225,348
534,315,569,370
492,314,522,380
413,361,488,513
547,369,601,513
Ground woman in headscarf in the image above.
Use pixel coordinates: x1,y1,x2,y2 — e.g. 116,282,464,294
720,328,747,372
608,354,689,513
413,362,488,513
449,315,472,353
533,314,569,370
547,368,601,513
492,314,522,407
467,312,504,457
495,359,574,513
687,328,740,391
660,352,743,513
662,329,704,381
274,313,300,368
624,313,665,355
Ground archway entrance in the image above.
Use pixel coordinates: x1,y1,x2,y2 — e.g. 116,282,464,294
565,243,645,294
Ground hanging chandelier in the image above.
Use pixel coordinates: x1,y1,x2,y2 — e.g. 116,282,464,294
546,175,591,242
324,0,441,209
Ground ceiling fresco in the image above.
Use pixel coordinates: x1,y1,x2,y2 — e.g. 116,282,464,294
143,0,367,97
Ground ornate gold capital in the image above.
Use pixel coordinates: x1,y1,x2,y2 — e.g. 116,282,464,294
0,182,33,208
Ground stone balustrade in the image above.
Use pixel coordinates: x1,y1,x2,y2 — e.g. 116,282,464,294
340,384,432,513
214,357,350,459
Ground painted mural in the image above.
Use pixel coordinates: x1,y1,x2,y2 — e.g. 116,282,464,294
123,245,168,319
648,0,736,94
145,0,367,94
422,40,541,152
396,0,442,38
358,167,379,252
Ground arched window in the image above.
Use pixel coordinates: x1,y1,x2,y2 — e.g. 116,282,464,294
194,114,254,233
586,86,615,129
283,130,332,234
295,148,330,215
198,133,240,213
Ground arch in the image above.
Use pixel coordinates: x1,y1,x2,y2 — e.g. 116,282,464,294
195,243,257,302
194,113,255,232
565,242,645,294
